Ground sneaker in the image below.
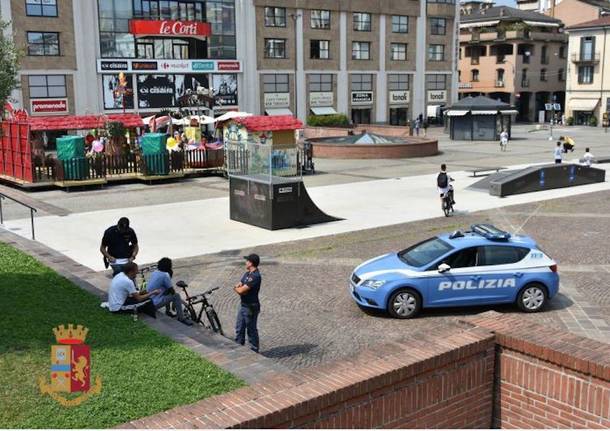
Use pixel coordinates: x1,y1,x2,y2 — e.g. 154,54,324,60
178,318,193,326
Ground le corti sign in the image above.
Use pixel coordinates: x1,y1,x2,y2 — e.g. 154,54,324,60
129,19,212,38
97,59,242,74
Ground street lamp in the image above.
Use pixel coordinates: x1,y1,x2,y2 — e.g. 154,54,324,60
290,13,302,119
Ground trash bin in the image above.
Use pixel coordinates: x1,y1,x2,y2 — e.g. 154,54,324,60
56,136,85,160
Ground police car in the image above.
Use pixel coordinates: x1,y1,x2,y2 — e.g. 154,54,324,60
349,224,559,319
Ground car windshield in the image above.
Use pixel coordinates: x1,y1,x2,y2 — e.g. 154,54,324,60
398,237,453,267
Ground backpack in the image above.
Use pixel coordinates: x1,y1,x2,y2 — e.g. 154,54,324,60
437,172,448,188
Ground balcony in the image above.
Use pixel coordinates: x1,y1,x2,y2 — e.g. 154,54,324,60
571,53,600,64
495,80,505,87
521,78,529,87
471,57,480,65
496,56,506,64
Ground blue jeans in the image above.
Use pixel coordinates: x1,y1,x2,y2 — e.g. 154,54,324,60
235,303,260,352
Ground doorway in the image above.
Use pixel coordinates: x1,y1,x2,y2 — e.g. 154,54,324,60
351,108,372,125
389,108,408,126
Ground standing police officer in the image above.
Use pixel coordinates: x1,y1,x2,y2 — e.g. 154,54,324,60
234,254,261,353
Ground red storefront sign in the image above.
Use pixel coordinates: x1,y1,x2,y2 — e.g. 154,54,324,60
217,61,241,71
129,19,212,37
31,99,68,114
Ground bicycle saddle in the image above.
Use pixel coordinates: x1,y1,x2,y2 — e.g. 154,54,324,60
176,280,188,288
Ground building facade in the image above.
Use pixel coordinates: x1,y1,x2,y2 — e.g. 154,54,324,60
564,16,610,125
458,6,568,122
1,0,459,125
516,0,610,28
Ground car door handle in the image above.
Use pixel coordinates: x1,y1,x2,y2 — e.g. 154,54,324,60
514,272,523,278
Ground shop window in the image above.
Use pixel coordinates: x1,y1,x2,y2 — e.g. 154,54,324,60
430,17,446,36
388,74,409,91
353,12,371,31
351,74,373,91
311,10,330,29
392,15,408,33
264,7,286,27
28,75,66,98
428,44,445,61
352,41,371,60
310,74,333,92
390,108,408,126
426,74,446,90
264,38,286,58
390,43,407,61
26,0,57,17
263,74,289,93
310,40,330,59
27,32,60,56
352,108,371,124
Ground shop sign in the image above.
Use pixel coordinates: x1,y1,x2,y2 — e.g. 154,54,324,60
30,98,68,115
129,20,212,37
192,61,215,71
427,90,447,103
132,61,158,71
389,91,410,105
264,93,290,109
100,61,128,71
217,61,241,71
159,60,190,72
351,91,373,105
310,92,333,107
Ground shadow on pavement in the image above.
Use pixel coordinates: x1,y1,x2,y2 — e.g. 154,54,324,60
261,343,318,359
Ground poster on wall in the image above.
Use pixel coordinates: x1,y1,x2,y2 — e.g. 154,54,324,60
136,74,209,109
103,74,134,110
212,74,238,107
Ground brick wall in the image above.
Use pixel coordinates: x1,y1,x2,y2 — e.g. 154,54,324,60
123,313,610,429
123,325,496,429
464,312,610,429
304,125,411,139
311,140,439,159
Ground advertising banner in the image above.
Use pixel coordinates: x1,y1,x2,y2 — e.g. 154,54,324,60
102,74,134,110
129,20,212,37
212,74,238,107
137,74,208,109
427,90,447,103
389,91,410,105
351,91,374,105
310,92,334,107
96,59,242,74
264,93,290,109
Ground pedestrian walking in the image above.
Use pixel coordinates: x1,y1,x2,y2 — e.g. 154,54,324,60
500,129,509,152
423,119,429,137
582,147,595,167
414,117,421,136
100,217,139,276
554,142,563,164
234,254,262,353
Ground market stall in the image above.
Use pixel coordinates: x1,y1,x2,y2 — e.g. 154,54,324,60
444,96,518,141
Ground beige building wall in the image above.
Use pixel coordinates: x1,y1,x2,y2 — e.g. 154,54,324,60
565,28,610,123
548,0,602,28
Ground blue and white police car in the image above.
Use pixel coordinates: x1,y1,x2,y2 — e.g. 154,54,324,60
349,224,559,319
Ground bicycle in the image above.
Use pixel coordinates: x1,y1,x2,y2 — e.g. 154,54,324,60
442,186,455,217
137,264,157,292
175,280,224,335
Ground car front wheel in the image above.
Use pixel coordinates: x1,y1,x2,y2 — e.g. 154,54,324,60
388,289,421,319
517,283,547,312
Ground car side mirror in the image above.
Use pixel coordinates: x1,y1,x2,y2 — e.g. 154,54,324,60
438,263,451,273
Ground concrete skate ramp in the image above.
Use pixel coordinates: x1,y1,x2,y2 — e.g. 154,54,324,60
468,169,519,192
485,163,605,197
229,175,341,230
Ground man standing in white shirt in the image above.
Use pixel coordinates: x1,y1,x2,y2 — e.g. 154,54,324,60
554,142,563,164
582,147,595,167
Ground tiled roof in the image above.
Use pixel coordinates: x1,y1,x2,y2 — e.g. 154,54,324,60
235,115,303,131
449,95,513,110
461,5,562,23
28,114,144,131
567,15,610,29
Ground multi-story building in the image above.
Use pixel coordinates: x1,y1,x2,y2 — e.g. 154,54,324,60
458,6,567,122
564,16,610,125
253,0,459,125
1,0,459,125
516,0,610,27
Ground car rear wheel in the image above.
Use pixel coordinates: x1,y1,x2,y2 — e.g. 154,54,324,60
388,289,421,319
517,283,547,312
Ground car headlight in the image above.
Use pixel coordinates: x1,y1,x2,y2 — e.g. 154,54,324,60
361,279,386,290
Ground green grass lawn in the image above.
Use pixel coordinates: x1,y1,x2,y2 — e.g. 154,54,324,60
0,242,244,428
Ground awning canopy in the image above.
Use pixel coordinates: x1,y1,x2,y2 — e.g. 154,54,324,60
265,108,294,116
460,20,500,29
446,110,469,117
427,105,441,118
523,20,560,27
500,109,519,115
311,107,338,115
471,110,497,115
28,114,144,131
234,115,303,131
569,98,599,111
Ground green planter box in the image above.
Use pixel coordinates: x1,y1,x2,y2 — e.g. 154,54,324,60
56,136,85,160
141,133,167,155
62,157,88,181
144,153,169,176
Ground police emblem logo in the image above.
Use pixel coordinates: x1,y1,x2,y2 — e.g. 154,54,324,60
39,324,102,407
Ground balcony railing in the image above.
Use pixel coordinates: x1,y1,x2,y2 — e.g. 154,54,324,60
521,78,530,87
496,56,506,64
571,52,600,63
495,80,505,87
471,57,480,65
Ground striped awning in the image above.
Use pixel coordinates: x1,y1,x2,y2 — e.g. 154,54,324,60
523,20,560,27
460,20,500,29
500,109,519,115
446,110,469,117
471,110,497,115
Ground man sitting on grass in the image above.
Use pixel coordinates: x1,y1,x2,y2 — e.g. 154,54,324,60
108,262,160,315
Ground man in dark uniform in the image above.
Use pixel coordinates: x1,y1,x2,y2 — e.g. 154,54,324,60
234,254,261,353
100,217,139,276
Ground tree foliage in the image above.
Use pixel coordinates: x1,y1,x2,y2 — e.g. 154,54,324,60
0,20,21,111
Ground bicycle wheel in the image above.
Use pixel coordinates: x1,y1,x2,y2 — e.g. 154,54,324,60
182,301,199,324
206,308,224,335
443,200,450,217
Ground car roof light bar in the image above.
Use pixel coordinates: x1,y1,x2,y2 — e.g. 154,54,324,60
470,224,511,241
